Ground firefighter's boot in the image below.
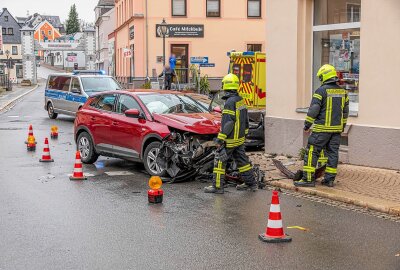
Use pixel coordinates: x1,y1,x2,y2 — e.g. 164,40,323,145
204,185,224,194
293,170,303,181
236,183,258,192
321,179,334,187
293,179,316,187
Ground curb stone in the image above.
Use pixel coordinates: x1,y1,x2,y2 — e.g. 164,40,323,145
0,84,40,112
268,179,400,216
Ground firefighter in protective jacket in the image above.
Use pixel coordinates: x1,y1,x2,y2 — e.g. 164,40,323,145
204,73,257,194
294,64,349,187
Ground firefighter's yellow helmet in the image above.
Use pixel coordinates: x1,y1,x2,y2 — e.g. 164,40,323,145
222,73,240,91
317,64,337,83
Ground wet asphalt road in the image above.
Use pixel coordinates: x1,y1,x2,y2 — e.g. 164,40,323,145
0,68,399,270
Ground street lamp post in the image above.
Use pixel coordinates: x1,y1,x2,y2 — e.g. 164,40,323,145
160,18,168,67
5,50,10,69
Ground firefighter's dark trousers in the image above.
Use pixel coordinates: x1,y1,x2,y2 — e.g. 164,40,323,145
212,145,255,188
303,132,341,182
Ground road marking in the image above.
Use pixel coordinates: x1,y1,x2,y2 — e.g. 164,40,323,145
8,115,19,118
105,171,134,176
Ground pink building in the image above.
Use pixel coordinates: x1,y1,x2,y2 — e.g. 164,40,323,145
114,0,266,88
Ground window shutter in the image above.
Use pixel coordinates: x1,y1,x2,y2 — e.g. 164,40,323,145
248,0,261,17
173,0,186,16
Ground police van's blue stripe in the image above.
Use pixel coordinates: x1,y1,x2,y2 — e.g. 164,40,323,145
45,89,87,103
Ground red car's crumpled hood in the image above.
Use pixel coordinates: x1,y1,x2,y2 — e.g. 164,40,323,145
153,113,221,134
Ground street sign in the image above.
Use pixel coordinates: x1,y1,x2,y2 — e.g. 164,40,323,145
191,57,208,64
199,63,215,67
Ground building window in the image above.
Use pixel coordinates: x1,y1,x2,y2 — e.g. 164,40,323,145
313,0,361,113
207,0,220,17
8,28,13,35
247,44,262,52
248,0,261,18
172,0,186,16
12,46,18,55
4,16,8,22
48,30,52,35
2,28,5,35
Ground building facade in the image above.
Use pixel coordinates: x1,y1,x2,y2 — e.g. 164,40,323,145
0,8,23,83
95,0,115,74
265,0,400,169
114,0,266,88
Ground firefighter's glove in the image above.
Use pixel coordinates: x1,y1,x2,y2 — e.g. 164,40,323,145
214,138,225,149
217,147,229,163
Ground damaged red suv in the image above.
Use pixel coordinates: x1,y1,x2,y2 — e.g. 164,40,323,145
74,90,221,177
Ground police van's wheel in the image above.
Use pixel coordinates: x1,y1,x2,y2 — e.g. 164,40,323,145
77,132,99,164
47,103,58,119
143,141,166,176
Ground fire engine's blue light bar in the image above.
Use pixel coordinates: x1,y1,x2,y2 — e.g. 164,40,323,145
242,51,255,56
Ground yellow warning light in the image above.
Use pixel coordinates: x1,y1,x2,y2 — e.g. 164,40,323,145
149,176,162,190
51,126,58,133
27,136,36,144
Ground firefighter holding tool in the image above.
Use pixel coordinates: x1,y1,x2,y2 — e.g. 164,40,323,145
294,64,349,187
204,73,257,194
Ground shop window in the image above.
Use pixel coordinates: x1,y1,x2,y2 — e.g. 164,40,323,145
313,0,360,113
248,0,261,18
172,0,186,16
314,0,361,25
16,65,23,78
207,0,220,17
247,44,262,52
8,28,13,35
12,46,18,55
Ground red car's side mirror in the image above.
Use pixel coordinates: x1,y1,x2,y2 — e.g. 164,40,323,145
125,109,141,118
213,106,222,113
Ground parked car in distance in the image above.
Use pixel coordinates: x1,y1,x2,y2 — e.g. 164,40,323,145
74,90,221,176
44,70,122,119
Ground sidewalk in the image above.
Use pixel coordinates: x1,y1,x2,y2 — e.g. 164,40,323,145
0,82,41,112
249,152,400,216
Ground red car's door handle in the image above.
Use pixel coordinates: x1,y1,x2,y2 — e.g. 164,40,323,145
112,121,119,126
91,116,96,121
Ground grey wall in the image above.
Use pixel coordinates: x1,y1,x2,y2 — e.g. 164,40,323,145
349,125,400,170
266,116,400,170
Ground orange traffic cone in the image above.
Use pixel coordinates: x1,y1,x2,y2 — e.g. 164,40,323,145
25,125,37,151
259,190,292,243
50,126,58,139
39,138,54,162
69,151,87,180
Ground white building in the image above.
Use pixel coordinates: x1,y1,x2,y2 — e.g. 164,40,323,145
94,0,115,74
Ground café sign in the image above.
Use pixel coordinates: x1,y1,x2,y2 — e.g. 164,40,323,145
156,24,204,38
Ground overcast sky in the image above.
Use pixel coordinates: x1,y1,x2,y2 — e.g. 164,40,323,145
2,0,99,23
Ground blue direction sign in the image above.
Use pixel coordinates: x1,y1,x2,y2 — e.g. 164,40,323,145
190,57,209,64
199,63,215,67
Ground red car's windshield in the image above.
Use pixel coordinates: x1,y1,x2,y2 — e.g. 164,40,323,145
138,94,208,114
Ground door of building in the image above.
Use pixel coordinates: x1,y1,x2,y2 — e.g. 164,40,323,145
171,44,189,83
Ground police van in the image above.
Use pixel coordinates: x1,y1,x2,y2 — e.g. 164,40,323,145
44,70,122,119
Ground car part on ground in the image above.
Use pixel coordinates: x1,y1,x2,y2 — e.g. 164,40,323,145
156,129,265,188
272,159,326,180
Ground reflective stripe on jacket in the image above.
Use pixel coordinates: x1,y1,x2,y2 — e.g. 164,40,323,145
305,81,349,133
217,92,249,148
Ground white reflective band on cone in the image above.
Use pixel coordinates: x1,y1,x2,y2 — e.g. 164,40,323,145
75,160,82,164
74,168,83,173
269,204,280,213
267,219,283,229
